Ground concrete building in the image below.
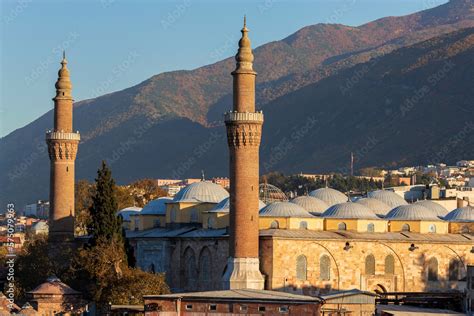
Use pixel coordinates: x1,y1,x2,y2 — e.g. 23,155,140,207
46,53,80,242
144,289,321,315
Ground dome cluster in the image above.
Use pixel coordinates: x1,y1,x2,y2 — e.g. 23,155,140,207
141,197,172,215
444,206,474,222
385,204,440,221
321,202,379,219
290,196,328,215
367,190,408,208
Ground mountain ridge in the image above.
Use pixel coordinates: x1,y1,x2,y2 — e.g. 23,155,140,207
1,0,473,208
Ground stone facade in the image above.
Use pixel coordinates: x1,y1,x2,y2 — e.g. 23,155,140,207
132,230,474,295
46,55,79,242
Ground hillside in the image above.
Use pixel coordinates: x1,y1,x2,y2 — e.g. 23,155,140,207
1,0,473,208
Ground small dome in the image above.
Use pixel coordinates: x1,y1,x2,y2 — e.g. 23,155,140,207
444,206,474,222
385,204,440,221
116,206,142,221
31,221,49,230
259,183,288,204
415,200,449,217
210,197,266,212
309,188,348,206
367,190,408,208
290,196,329,215
173,181,229,203
141,197,172,215
259,202,314,218
355,198,392,216
321,202,379,219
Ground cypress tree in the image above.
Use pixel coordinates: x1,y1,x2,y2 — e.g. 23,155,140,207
88,161,122,244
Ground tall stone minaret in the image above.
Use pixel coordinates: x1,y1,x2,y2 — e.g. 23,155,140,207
222,18,265,290
46,53,80,242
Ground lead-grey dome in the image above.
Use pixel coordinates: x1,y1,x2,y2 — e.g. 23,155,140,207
321,202,379,219
210,197,266,213
355,198,392,217
116,206,142,220
259,202,314,218
385,204,440,221
141,197,172,215
290,196,329,216
415,200,449,217
309,188,348,206
367,190,408,208
173,181,229,203
444,206,474,222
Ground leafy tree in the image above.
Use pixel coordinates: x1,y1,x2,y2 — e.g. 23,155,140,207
75,180,94,236
14,235,74,301
88,161,122,244
71,237,169,309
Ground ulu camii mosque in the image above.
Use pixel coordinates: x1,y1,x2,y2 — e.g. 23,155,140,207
122,22,474,295
46,19,474,299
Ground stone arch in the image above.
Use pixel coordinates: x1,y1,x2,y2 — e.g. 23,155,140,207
337,222,347,230
308,242,340,290
299,221,308,229
427,257,438,281
182,247,197,290
198,247,212,289
377,242,407,291
320,254,331,281
448,258,462,281
296,254,307,281
424,244,467,283
385,254,395,275
365,254,376,275
401,223,410,232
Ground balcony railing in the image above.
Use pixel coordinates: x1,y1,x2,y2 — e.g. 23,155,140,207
224,111,264,123
45,131,81,141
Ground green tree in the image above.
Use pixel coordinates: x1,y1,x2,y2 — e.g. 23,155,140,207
75,179,94,236
88,161,122,244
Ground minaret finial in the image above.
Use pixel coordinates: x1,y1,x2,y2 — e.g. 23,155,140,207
244,15,246,28
63,50,66,60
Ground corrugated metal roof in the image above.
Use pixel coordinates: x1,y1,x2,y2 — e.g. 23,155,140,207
145,289,321,302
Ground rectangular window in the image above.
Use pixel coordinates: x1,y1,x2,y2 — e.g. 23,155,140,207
240,305,248,312
258,306,266,312
209,304,217,311
185,304,193,310
279,306,289,313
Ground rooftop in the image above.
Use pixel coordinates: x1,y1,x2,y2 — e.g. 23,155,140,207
145,289,321,303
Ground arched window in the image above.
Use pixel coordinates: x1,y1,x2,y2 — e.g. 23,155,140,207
296,255,307,281
183,248,197,289
299,221,308,230
401,224,410,232
320,255,331,281
385,255,395,274
428,224,436,233
428,257,438,281
270,220,279,229
365,254,375,275
337,222,347,230
448,259,461,281
199,247,212,285
367,223,375,232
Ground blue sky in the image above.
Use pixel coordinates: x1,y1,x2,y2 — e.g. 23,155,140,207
0,0,448,137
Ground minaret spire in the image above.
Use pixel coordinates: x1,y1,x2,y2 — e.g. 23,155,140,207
223,19,264,290
46,55,80,242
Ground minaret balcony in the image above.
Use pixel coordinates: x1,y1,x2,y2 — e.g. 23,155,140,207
224,111,264,123
46,131,81,141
